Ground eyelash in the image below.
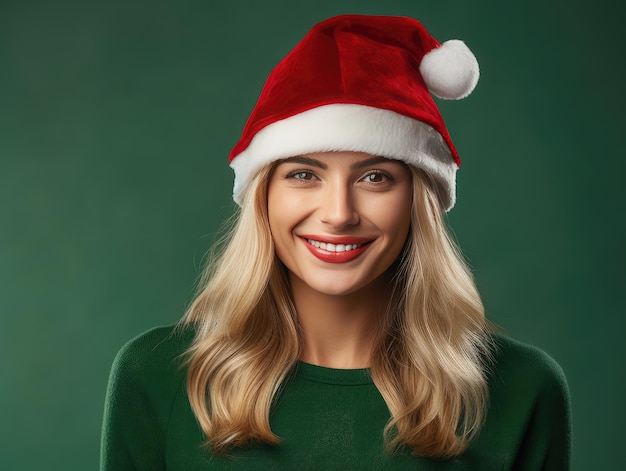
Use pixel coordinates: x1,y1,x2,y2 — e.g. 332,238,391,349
361,170,391,184
285,169,392,184
286,170,317,181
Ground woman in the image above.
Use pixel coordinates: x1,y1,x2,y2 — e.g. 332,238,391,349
101,15,571,470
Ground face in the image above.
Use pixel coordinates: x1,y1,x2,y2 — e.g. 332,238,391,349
267,151,412,298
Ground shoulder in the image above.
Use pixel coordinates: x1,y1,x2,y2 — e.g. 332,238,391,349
111,324,194,375
488,333,569,397
475,334,572,468
485,333,571,444
102,325,197,470
106,324,196,415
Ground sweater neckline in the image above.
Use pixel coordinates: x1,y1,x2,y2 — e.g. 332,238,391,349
294,361,374,385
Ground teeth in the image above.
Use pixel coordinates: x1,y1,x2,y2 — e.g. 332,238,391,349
306,239,363,252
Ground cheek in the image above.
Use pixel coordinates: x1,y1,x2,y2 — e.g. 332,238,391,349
372,189,412,226
267,190,303,261
377,194,412,251
267,184,287,232
268,183,314,231
268,193,295,236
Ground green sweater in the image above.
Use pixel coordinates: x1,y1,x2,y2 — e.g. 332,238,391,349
100,325,571,470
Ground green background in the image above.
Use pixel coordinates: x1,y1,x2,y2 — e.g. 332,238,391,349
1,0,623,469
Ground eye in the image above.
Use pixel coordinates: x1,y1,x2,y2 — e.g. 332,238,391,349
361,171,389,184
287,170,317,181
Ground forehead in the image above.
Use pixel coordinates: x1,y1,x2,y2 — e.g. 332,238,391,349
276,151,406,170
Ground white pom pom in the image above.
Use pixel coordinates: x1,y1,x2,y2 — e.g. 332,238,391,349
419,39,479,100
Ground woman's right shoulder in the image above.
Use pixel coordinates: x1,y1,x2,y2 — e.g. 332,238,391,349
101,324,198,469
106,323,196,406
110,323,195,378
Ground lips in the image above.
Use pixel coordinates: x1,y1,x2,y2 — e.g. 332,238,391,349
300,235,372,263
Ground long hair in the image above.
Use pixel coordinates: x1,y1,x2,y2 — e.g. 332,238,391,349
182,163,492,458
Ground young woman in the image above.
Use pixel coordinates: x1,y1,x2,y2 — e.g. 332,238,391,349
101,15,571,470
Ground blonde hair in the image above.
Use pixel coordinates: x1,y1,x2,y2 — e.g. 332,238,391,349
182,164,492,458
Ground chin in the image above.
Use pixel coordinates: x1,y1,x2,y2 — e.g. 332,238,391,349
293,270,388,299
310,283,363,298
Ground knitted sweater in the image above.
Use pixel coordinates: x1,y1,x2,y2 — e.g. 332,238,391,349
100,325,571,470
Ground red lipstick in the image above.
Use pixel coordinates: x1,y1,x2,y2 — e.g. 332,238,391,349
299,235,371,264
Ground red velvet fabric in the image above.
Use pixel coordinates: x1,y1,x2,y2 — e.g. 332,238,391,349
230,14,460,166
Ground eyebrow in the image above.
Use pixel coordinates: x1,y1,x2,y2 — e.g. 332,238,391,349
350,156,394,169
282,156,327,169
281,155,395,170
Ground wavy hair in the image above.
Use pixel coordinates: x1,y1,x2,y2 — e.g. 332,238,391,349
181,163,492,458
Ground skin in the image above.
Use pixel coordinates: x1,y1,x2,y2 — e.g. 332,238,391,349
267,151,413,368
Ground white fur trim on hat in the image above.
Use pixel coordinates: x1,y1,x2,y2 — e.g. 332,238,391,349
420,40,479,100
230,104,458,210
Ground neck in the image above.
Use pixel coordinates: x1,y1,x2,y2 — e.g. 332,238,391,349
290,274,391,369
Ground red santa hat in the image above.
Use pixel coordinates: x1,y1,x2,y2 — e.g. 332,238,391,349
229,14,479,211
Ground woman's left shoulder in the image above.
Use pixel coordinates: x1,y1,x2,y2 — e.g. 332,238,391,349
484,332,572,448
487,332,569,395
470,333,572,469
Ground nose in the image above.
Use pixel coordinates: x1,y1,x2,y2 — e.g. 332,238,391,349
318,180,360,229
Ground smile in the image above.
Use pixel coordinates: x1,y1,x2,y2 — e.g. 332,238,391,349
301,236,371,263
305,239,363,252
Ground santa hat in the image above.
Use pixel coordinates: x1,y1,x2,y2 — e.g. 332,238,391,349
229,14,479,211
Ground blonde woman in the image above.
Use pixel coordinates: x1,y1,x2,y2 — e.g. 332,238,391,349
101,15,571,470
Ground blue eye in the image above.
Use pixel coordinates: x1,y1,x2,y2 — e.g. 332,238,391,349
289,171,315,180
